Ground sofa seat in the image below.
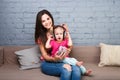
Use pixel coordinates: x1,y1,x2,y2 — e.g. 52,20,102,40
0,63,120,80
0,46,120,80
81,63,120,80
0,64,59,80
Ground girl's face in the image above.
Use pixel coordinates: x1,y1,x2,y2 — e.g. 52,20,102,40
41,14,52,30
54,27,64,42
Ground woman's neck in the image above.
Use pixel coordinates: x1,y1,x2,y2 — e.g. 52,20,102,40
48,27,53,35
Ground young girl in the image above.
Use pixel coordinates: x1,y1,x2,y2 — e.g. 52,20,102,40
45,25,92,75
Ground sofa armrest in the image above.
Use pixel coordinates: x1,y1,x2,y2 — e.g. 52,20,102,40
0,47,3,67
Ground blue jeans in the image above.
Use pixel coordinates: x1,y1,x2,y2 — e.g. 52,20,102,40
41,61,82,80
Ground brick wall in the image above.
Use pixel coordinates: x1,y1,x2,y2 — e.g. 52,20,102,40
0,0,120,46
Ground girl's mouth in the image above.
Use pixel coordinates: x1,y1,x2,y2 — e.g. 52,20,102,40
58,38,61,40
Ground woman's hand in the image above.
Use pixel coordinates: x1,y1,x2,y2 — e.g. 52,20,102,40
66,48,71,55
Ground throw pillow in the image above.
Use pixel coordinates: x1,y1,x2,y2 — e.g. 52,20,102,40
98,43,120,67
15,45,41,70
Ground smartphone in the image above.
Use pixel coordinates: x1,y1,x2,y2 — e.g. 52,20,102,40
57,46,67,55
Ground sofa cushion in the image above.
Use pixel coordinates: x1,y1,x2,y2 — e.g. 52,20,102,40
0,47,3,67
98,43,120,67
15,45,41,70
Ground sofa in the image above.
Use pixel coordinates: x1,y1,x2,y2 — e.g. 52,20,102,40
0,45,120,80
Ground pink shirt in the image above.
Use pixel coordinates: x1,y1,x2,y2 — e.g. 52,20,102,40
50,39,68,57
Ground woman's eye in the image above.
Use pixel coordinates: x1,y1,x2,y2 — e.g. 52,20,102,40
47,18,50,20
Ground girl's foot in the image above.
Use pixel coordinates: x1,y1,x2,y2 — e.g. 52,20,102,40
85,69,92,76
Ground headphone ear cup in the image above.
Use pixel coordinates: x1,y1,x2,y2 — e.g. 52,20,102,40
63,31,66,39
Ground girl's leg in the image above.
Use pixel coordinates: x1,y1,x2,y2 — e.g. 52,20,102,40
41,61,71,80
80,65,92,75
80,65,87,75
71,65,82,80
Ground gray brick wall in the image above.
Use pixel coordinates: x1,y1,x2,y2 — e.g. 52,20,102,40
0,0,120,46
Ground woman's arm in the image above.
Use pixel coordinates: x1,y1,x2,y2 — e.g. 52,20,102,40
39,43,55,61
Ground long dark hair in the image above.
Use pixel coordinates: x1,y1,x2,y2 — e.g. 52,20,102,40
35,9,54,45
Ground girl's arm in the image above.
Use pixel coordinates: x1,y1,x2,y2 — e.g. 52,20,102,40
67,31,73,47
45,32,53,49
45,37,52,49
66,31,73,55
62,23,73,46
63,24,73,55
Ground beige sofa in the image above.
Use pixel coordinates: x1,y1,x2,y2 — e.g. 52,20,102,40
0,45,120,80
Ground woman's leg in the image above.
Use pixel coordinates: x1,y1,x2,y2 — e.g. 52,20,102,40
41,61,71,80
71,65,82,80
60,67,71,80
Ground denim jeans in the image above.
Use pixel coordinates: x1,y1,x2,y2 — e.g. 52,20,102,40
41,61,82,80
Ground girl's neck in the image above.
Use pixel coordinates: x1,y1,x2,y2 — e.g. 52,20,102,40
56,40,63,43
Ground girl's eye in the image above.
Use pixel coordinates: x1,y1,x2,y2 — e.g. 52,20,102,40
60,33,63,35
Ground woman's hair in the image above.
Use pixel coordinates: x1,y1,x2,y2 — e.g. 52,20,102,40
53,25,66,40
35,9,54,44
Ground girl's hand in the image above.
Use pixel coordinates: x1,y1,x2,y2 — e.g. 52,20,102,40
46,32,54,40
48,35,53,40
47,34,53,41
62,23,69,32
54,51,66,61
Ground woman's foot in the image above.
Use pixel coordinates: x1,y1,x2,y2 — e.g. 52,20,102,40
76,61,83,66
85,69,92,76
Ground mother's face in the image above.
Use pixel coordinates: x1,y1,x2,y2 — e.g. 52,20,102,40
41,14,53,30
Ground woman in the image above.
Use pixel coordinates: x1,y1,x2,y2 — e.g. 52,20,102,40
35,9,82,80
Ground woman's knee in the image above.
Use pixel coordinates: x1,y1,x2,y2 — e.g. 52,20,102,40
63,64,72,71
61,68,71,80
72,65,81,75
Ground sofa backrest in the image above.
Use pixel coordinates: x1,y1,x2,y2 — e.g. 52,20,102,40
70,46,100,64
0,47,4,66
1,46,100,65
3,46,33,64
